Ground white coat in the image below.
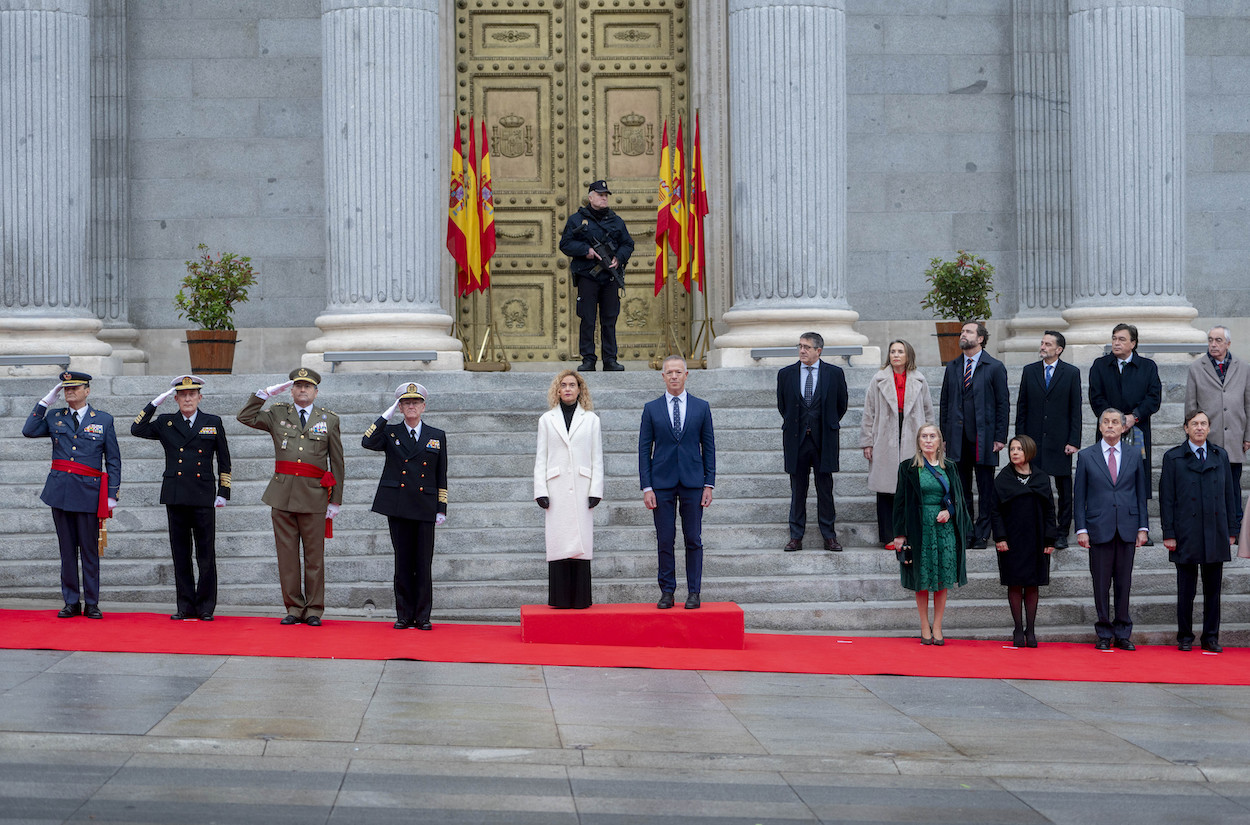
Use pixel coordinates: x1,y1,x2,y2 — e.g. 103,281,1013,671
858,367,935,494
533,405,604,561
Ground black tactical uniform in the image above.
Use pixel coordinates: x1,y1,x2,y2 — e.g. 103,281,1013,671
559,181,634,370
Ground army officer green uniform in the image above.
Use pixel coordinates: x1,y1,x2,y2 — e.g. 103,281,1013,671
238,368,345,625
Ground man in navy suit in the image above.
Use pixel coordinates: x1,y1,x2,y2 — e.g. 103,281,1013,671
131,375,232,621
776,332,849,552
639,355,716,609
22,371,121,619
1014,330,1082,548
939,321,1009,548
1074,408,1150,650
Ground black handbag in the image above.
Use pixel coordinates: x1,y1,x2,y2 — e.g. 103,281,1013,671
895,542,913,565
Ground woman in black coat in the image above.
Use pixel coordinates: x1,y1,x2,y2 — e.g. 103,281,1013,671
1159,409,1240,652
991,435,1058,648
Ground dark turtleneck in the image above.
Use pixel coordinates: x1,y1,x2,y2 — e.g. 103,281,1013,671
560,400,578,431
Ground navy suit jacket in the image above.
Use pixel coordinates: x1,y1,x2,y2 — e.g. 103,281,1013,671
776,359,849,474
23,403,122,512
130,405,232,506
939,349,1009,466
1073,440,1149,545
362,418,448,522
1014,359,1082,477
638,393,716,491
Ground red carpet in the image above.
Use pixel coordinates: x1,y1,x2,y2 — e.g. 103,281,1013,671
1,608,1247,685
520,602,746,649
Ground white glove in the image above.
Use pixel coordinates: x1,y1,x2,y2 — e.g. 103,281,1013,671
107,498,118,512
39,384,62,407
382,399,400,420
257,379,295,400
213,496,227,508
435,513,446,526
152,387,176,406
327,503,341,519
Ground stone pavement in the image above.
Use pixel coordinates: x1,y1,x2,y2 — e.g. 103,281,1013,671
2,647,1250,824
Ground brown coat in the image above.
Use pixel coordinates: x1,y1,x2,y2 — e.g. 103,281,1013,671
238,395,345,512
859,367,934,494
1185,353,1250,464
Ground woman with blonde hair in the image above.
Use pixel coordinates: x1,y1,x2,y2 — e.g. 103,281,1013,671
860,339,934,549
893,423,971,644
534,370,604,608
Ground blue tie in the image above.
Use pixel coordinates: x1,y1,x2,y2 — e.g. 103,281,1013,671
1044,364,1053,389
671,396,681,439
1197,447,1205,463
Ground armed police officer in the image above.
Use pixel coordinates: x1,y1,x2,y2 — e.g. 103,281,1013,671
559,179,634,372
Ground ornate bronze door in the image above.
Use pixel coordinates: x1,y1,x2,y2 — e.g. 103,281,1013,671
456,0,692,365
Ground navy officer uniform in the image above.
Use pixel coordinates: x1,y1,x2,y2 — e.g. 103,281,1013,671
22,371,121,619
131,375,232,620
362,382,448,630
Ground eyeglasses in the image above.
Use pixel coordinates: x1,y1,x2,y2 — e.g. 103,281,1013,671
798,344,818,351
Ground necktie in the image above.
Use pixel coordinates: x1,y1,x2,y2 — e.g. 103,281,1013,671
300,409,307,429
963,357,973,391
1197,447,1206,463
1217,361,1226,381
803,367,814,405
409,428,418,446
1118,359,1127,374
185,417,194,433
671,396,681,438
1108,446,1118,484
1044,364,1053,389
72,411,80,431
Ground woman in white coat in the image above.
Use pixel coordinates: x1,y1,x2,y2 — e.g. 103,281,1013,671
534,370,604,608
860,339,934,548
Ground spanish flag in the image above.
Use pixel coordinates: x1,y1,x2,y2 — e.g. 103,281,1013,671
687,112,708,293
478,119,496,292
668,117,689,292
446,116,471,296
464,117,483,295
654,120,671,296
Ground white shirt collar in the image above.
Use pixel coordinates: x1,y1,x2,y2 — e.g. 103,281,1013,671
69,404,90,417
1101,439,1119,456
1189,440,1206,456
294,402,313,416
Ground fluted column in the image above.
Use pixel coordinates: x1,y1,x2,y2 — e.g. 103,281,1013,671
90,0,144,373
1061,0,1201,361
1002,0,1073,364
0,0,116,375
710,0,873,368
304,0,463,370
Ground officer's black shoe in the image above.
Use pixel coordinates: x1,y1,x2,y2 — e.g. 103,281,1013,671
57,603,82,619
577,360,596,372
304,616,322,627
84,605,103,620
280,615,302,625
602,360,625,371
417,620,433,631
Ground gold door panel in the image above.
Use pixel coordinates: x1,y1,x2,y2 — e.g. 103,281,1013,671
457,0,690,365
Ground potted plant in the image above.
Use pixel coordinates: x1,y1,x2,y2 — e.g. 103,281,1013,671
919,251,999,363
175,244,258,374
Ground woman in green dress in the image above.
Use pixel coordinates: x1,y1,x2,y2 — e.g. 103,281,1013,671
892,424,971,644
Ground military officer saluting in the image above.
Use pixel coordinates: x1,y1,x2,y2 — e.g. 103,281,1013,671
238,368,344,626
362,382,448,630
22,371,121,619
131,375,232,621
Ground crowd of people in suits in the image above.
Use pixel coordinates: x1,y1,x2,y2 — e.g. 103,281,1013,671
20,321,1250,650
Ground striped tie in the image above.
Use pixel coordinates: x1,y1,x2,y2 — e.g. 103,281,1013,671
963,357,973,391
1044,364,1053,389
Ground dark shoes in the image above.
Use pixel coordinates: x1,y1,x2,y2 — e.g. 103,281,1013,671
1114,638,1135,651
393,620,409,630
84,605,103,620
657,592,675,609
199,614,214,622
602,360,625,372
304,616,322,627
416,620,433,631
1012,629,1026,648
171,613,190,621
1025,630,1038,648
968,538,988,550
577,360,596,372
824,536,842,552
280,615,302,625
1095,638,1112,650
684,593,701,610
57,603,82,618
1202,640,1223,653
1178,640,1193,651
784,538,802,552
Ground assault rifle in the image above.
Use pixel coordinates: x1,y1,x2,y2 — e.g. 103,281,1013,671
577,220,626,293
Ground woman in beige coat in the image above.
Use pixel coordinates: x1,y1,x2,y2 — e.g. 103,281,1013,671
860,339,934,548
534,370,604,608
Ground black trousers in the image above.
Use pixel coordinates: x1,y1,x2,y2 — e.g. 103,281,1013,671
653,485,703,594
789,434,835,541
956,437,996,542
576,274,620,363
876,493,895,545
1089,534,1136,640
1232,463,1243,499
387,516,435,624
167,504,217,616
1053,474,1073,540
1175,561,1223,645
50,508,100,606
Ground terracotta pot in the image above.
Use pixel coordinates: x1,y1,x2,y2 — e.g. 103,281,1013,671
935,321,964,365
186,329,238,375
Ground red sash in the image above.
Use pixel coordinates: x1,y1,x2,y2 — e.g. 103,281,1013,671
273,461,337,538
51,459,112,519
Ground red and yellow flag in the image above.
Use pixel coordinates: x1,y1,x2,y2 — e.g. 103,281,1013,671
447,116,471,296
478,119,496,292
463,118,483,295
687,112,708,293
668,117,689,292
654,120,671,296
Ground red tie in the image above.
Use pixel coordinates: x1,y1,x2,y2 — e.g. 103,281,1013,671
1108,446,1118,484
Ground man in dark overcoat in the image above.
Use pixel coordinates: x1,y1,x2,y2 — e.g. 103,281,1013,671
1014,330,1082,548
1088,323,1162,510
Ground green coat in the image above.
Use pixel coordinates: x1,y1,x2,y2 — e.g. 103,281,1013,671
238,395,345,512
892,458,971,590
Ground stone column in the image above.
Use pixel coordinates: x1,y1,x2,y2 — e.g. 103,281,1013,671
709,0,873,368
0,0,116,376
304,0,463,371
90,0,145,374
1061,0,1201,361
1002,0,1073,364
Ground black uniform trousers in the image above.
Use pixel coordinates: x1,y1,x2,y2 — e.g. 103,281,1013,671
789,433,836,541
51,508,100,606
1175,561,1223,645
387,516,435,624
167,504,217,616
653,486,704,595
1089,534,1136,641
957,435,996,543
576,274,620,363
